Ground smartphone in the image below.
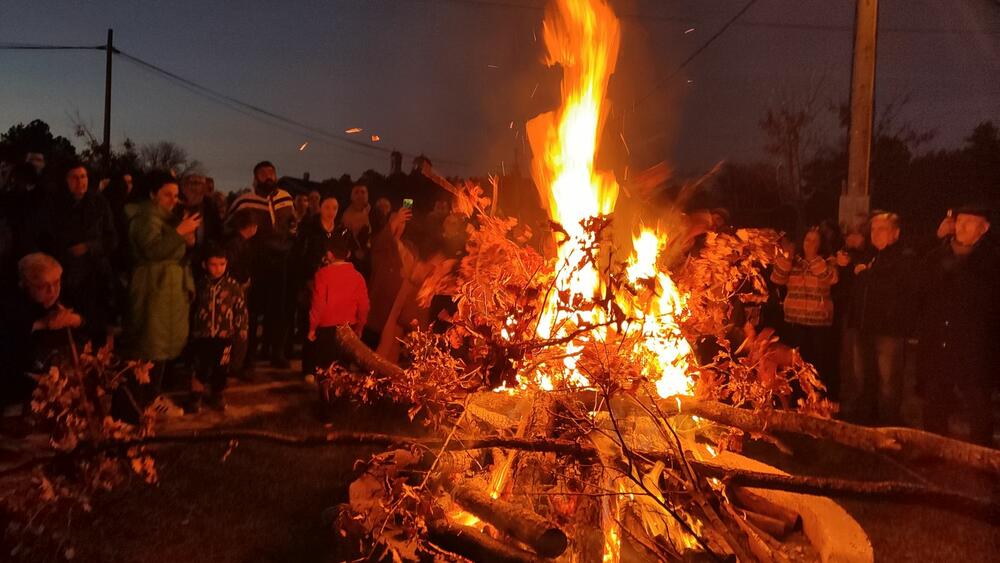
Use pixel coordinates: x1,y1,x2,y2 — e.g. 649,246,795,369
402,198,414,209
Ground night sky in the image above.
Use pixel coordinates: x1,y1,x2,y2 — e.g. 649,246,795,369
2,0,997,190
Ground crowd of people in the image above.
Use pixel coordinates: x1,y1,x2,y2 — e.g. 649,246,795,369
0,154,463,420
0,149,997,446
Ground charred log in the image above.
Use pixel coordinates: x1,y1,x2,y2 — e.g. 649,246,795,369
426,519,541,563
452,481,568,557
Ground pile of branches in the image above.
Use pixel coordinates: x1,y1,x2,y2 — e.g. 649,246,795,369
0,342,156,560
316,174,998,561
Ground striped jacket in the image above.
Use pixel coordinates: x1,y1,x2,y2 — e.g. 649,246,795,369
771,256,839,327
227,187,295,252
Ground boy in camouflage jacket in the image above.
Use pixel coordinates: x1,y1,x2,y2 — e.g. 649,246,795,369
188,243,248,412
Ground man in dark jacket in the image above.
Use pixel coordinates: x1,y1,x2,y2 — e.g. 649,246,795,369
32,163,117,342
844,212,914,425
918,206,998,446
226,161,295,368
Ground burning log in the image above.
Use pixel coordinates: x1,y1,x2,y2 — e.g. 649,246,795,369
451,480,569,557
426,519,541,563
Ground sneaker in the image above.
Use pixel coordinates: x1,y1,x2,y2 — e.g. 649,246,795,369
148,395,185,418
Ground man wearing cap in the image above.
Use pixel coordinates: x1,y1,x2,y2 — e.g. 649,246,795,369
918,205,998,445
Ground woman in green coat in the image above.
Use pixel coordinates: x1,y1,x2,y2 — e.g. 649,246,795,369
125,173,202,402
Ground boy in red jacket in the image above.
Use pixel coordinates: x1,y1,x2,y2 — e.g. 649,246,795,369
308,235,369,374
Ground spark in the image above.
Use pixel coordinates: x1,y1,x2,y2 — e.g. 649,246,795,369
487,64,499,69
345,127,362,134
370,134,381,142
530,83,539,98
685,27,696,34
298,142,309,151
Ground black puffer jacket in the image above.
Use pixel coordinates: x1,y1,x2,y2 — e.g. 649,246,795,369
848,242,916,337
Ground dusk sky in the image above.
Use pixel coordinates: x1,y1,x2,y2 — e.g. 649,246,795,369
2,0,997,190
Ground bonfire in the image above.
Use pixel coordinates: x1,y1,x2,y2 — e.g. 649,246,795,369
317,0,996,561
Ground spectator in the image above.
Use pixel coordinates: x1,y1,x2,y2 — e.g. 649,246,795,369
918,206,998,445
35,163,118,342
307,189,321,218
370,196,392,237
294,194,347,374
123,172,199,418
341,183,371,241
365,207,412,349
187,244,248,413
308,234,369,373
771,227,840,384
180,173,223,252
0,253,82,408
342,184,372,277
102,172,136,276
843,212,914,424
223,211,258,379
227,161,295,368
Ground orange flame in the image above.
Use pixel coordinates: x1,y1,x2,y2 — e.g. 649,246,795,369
526,0,621,388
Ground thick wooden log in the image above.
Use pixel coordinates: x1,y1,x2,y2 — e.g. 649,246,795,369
740,509,791,539
452,481,568,558
332,324,404,380
665,395,1000,476
426,519,540,563
730,486,801,533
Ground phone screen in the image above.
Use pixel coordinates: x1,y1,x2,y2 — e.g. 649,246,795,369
402,198,414,209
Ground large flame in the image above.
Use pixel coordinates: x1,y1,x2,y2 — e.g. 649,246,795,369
524,0,693,399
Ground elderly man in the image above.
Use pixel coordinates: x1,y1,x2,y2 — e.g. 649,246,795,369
918,205,998,445
844,212,915,425
180,174,223,252
1,253,83,406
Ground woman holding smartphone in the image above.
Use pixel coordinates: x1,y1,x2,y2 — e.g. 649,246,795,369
123,171,201,418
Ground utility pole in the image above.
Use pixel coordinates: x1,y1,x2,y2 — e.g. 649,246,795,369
102,28,114,166
841,0,878,226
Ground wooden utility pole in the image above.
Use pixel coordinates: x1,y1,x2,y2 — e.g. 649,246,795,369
102,29,114,165
841,0,878,226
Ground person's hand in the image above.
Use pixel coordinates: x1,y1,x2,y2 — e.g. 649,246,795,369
307,330,317,342
68,242,88,257
176,212,202,238
936,214,955,239
854,263,868,275
835,250,851,267
47,306,82,330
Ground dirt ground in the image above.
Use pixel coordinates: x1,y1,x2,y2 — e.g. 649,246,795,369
9,366,999,563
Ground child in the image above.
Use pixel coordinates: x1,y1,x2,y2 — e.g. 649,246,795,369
307,234,369,374
188,244,248,412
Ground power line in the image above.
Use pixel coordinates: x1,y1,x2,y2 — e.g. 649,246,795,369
400,0,999,35
634,0,760,109
113,48,466,167
0,42,103,50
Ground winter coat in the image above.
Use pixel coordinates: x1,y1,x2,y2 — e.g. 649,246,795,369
191,274,248,340
916,238,1000,388
126,201,194,361
309,261,369,332
848,242,916,337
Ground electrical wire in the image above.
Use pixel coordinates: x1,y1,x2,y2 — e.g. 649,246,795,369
114,48,466,167
634,0,760,109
